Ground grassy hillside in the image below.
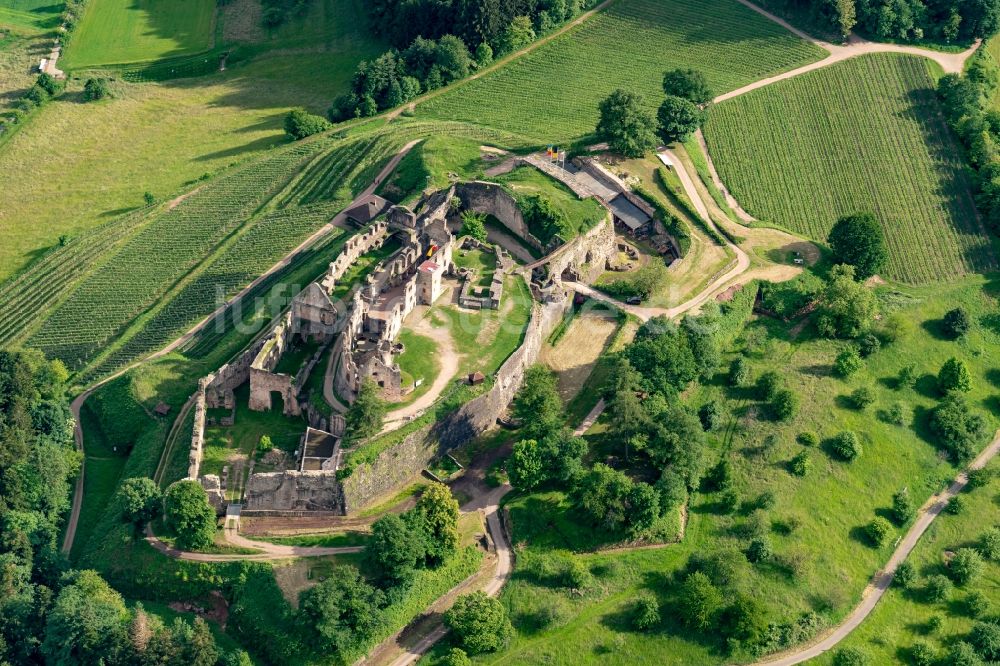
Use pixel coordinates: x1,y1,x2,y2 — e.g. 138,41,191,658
419,0,826,142
0,0,62,32
704,53,995,284
61,0,215,68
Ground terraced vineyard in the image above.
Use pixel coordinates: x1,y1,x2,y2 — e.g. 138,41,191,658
419,0,825,141
278,137,379,207
83,202,346,380
704,53,995,284
27,141,328,371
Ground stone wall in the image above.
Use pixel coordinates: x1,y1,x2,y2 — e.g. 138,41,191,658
340,294,571,511
454,181,545,252
319,221,388,292
539,215,616,285
243,470,345,512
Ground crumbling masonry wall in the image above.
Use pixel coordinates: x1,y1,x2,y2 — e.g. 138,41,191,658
454,181,545,252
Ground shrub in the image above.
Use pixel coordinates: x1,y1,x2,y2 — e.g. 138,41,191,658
441,648,472,666
832,646,871,666
926,614,944,633
891,487,914,525
847,386,875,411
834,347,863,377
460,210,488,242
857,333,881,357
83,77,110,101
947,495,966,514
257,435,274,453
967,468,994,489
445,592,514,654
969,621,1000,659
945,641,983,666
909,641,936,666
632,593,660,631
930,393,987,463
790,451,811,477
967,591,991,619
746,537,772,563
755,491,777,511
770,389,799,421
865,516,893,547
949,548,985,586
924,574,953,603
756,371,782,400
284,109,332,140
897,363,918,389
980,527,1000,560
698,402,722,431
831,431,862,461
938,357,973,393
729,357,751,387
797,431,818,447
893,560,916,589
719,488,741,514
943,307,971,339
881,401,906,426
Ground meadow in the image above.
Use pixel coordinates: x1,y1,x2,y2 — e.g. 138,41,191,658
452,275,1000,664
704,53,995,284
60,0,215,68
0,0,62,32
419,0,825,142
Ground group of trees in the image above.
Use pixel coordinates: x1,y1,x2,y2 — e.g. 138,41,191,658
595,69,713,158
7,72,63,123
938,49,1000,232
284,108,332,140
760,0,1000,41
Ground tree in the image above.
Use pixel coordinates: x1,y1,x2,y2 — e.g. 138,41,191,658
116,477,162,533
434,35,472,83
945,641,983,666
831,431,862,461
596,89,657,158
848,386,876,411
460,210,488,242
970,621,1000,660
574,464,660,535
474,42,493,67
891,487,913,525
832,647,871,666
719,593,767,645
299,566,386,655
83,78,110,101
258,435,274,453
894,560,917,588
677,571,722,631
662,68,713,105
925,573,953,603
508,439,545,490
441,647,473,666
366,513,425,586
968,591,991,618
909,640,936,666
698,402,721,431
930,393,987,462
938,357,973,393
943,307,971,338
790,451,811,477
770,388,799,421
162,480,216,550
42,570,130,665
865,516,893,547
632,593,660,630
284,109,332,140
756,370,782,400
980,527,1000,560
656,95,704,143
816,265,878,338
827,213,887,280
346,379,386,440
897,363,918,389
950,548,985,586
445,591,513,654
512,366,563,440
857,332,881,357
729,357,751,387
746,536,772,563
834,347,864,377
413,482,459,564
499,15,535,54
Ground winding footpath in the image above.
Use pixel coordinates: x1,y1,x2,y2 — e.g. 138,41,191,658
60,141,421,557
753,430,1000,666
716,0,979,106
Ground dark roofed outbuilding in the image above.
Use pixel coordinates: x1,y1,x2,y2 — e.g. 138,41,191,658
344,195,391,226
608,193,653,235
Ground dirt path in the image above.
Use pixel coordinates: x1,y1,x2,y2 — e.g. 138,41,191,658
751,430,1000,665
60,141,420,558
383,313,460,427
323,340,349,414
716,0,979,106
144,524,365,563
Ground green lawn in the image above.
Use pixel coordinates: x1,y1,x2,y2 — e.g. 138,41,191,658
61,0,215,68
448,275,1000,665
377,134,487,205
809,461,1000,665
497,166,607,242
0,0,62,32
704,53,995,284
396,329,441,398
419,0,825,141
453,246,497,286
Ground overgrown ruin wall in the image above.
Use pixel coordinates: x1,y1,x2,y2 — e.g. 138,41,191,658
243,470,345,512
541,215,616,285
455,181,545,252
339,294,571,512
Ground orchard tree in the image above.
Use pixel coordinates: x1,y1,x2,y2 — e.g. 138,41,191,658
832,431,862,461
894,560,917,589
891,487,914,525
163,480,216,550
925,574,953,602
445,591,513,654
83,78,110,101
770,388,799,421
834,347,864,377
938,357,972,393
596,89,657,158
662,68,714,105
656,95,704,143
980,527,1000,560
827,213,888,280
865,516,893,547
116,477,162,534
950,548,985,586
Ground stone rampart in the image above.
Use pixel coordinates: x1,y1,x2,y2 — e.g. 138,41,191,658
454,181,544,252
540,215,616,285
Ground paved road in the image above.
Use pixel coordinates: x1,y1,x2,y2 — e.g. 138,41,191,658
751,430,1000,666
60,141,421,557
716,0,979,105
